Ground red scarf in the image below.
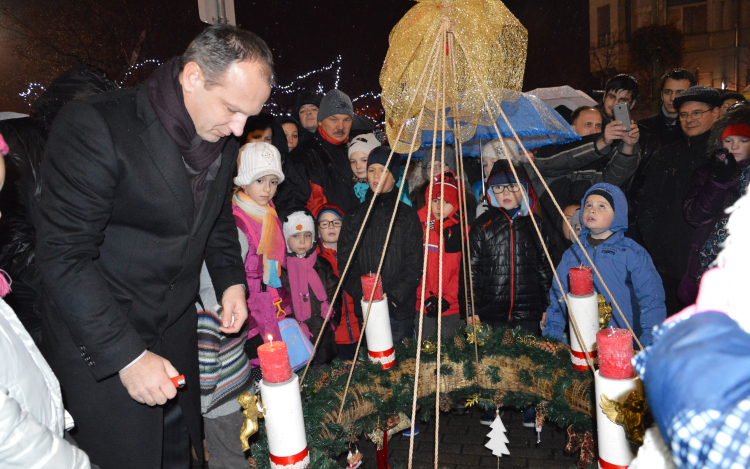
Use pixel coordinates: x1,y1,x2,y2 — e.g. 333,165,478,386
318,125,349,145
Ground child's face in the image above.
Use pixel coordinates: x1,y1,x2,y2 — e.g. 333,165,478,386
723,135,750,162
247,127,272,144
424,160,447,178
491,183,522,210
562,204,581,241
350,151,368,179
317,212,342,245
583,195,615,233
430,197,455,220
242,174,279,206
482,158,497,179
287,231,313,255
367,164,395,193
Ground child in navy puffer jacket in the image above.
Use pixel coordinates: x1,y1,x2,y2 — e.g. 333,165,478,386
544,183,666,346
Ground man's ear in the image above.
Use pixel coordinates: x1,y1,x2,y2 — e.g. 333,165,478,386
712,107,721,119
180,62,205,94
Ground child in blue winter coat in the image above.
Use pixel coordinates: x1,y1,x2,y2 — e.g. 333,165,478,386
544,183,666,346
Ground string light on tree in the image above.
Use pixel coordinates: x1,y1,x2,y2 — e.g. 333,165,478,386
121,59,162,84
19,83,46,105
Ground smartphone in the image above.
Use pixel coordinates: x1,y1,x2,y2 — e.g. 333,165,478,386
612,103,632,132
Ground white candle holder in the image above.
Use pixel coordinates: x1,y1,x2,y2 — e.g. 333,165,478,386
361,297,396,369
568,291,599,371
259,374,309,469
594,370,642,469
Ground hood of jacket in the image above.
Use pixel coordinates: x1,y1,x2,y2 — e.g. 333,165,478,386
485,159,535,216
707,106,750,156
579,182,628,236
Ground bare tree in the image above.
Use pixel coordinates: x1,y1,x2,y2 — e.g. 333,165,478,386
590,34,626,89
0,0,201,107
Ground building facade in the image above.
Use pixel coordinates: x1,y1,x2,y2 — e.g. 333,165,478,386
590,0,750,91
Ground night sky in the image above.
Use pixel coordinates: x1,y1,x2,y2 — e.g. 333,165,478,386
0,0,594,112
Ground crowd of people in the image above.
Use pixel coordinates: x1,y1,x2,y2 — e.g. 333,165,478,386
1,22,750,469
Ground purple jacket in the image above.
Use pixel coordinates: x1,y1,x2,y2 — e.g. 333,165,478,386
232,205,290,343
679,159,750,304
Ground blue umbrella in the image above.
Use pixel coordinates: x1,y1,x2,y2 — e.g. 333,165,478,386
402,89,580,159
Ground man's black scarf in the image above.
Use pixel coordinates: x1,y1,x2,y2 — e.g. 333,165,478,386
147,57,226,213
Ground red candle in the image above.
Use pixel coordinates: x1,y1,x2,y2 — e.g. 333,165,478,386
258,337,292,383
596,328,634,379
361,273,384,302
569,266,593,296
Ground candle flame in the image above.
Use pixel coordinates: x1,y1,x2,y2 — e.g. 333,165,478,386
267,334,273,345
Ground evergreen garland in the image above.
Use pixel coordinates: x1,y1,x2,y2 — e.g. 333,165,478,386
248,325,594,469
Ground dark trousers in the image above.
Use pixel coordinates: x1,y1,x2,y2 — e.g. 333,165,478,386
390,317,415,343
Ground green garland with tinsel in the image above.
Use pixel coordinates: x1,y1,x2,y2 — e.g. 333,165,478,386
248,325,594,469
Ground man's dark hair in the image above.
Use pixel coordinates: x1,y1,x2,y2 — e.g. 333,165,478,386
569,106,601,125
659,68,697,90
180,24,275,88
721,91,747,105
604,74,639,102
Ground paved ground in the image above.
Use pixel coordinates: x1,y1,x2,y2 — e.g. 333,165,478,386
346,407,580,469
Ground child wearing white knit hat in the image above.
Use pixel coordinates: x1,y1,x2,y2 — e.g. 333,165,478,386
235,142,285,189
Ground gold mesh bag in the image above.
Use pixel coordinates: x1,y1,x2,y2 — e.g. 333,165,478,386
380,0,528,154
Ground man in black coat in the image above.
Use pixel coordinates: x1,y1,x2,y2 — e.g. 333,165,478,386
276,89,360,214
35,26,273,469
634,85,721,315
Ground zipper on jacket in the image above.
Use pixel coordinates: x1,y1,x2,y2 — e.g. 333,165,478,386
509,220,515,321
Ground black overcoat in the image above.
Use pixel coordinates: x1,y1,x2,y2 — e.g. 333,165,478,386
35,84,247,469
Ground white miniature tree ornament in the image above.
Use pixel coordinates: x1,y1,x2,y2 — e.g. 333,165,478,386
485,409,510,457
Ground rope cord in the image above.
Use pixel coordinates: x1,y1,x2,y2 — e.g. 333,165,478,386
433,23,448,469
451,32,598,373
447,32,479,366
299,30,444,388
334,32,445,422
406,21,447,469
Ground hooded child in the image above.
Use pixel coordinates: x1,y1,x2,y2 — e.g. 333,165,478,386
544,183,666,346
315,203,361,361
337,146,423,343
280,208,341,365
416,170,466,338
231,142,291,361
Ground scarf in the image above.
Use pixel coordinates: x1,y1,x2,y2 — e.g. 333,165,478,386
286,251,331,327
318,125,349,145
233,192,285,288
147,57,226,212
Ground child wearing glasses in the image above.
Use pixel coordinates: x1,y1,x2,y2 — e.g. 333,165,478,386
315,203,361,360
468,159,552,427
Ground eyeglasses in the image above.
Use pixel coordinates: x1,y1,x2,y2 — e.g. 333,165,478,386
491,184,520,194
318,220,342,229
678,109,712,120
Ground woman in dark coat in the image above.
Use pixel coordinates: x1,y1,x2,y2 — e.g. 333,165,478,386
680,105,750,305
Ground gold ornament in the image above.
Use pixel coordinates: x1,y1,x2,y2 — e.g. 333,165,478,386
248,457,258,468
502,329,515,346
421,340,437,354
387,412,412,438
453,335,466,349
598,294,613,330
465,393,481,408
599,390,648,446
517,335,537,347
380,0,529,154
238,393,266,452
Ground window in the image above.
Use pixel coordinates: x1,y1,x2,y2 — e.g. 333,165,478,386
683,4,707,33
598,5,611,47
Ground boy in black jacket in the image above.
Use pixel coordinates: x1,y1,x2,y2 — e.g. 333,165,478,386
337,146,423,343
469,159,553,427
